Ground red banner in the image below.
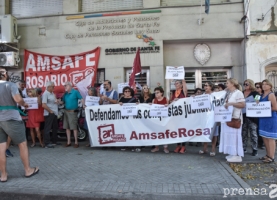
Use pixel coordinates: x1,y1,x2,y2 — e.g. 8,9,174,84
24,47,100,93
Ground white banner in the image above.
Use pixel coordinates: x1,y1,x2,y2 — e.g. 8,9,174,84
22,97,38,110
85,91,227,146
165,66,185,79
190,94,211,109
214,106,233,122
246,101,272,117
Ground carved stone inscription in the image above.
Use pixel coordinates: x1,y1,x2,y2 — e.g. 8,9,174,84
65,16,160,40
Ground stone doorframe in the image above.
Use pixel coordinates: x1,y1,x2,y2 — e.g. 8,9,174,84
260,56,277,80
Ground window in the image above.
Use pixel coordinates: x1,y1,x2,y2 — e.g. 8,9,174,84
95,68,105,85
169,68,231,96
82,0,143,13
161,0,241,7
10,0,63,18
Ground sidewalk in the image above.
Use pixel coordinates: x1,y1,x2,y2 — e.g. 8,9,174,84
0,142,271,200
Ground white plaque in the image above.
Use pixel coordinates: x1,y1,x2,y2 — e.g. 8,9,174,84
214,106,234,122
190,94,211,109
22,97,38,110
121,103,138,116
246,101,272,117
149,104,168,117
85,96,100,106
165,66,185,79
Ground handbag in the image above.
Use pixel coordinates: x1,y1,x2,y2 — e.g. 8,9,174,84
225,92,241,129
226,118,241,129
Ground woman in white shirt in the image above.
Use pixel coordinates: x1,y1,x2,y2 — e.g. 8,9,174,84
219,78,245,162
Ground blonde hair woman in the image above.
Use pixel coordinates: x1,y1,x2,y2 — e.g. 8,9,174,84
26,89,44,147
219,78,245,162
258,79,277,163
242,79,259,156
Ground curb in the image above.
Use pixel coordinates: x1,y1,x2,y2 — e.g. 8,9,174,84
219,161,252,189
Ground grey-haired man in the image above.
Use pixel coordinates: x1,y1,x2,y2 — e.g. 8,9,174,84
42,81,59,148
62,81,84,148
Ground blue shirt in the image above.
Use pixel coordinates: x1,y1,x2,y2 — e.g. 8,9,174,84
62,89,83,110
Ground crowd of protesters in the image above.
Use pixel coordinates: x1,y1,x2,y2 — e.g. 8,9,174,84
1,67,276,171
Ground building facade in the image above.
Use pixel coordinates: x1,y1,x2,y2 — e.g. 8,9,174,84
246,0,277,91
0,0,245,96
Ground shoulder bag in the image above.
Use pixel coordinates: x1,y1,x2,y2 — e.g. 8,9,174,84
225,91,241,129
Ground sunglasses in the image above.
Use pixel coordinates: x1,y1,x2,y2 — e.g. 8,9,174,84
255,86,260,89
155,92,160,94
124,91,131,93
243,83,249,86
204,84,209,87
143,88,148,90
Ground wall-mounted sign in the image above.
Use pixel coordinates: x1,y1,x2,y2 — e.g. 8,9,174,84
105,46,160,55
194,44,211,65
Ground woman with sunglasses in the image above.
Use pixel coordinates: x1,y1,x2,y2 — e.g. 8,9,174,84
118,86,139,151
139,85,153,103
199,82,218,156
255,82,265,149
241,79,259,156
171,80,188,154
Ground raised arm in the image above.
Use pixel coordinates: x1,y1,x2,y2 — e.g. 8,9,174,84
182,80,188,96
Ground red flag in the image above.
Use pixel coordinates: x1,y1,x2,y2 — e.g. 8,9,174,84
129,48,141,89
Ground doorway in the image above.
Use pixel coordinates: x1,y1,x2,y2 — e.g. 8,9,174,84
168,68,231,96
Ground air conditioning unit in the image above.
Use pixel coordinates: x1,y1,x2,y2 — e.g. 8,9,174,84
0,52,19,67
0,15,18,43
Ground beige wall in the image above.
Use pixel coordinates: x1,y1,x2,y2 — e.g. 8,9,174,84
3,1,244,90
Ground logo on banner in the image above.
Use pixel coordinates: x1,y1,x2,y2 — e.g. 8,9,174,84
69,68,94,86
97,124,126,144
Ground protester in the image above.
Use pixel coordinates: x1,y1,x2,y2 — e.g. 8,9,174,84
26,89,44,148
199,82,218,156
84,87,101,147
139,85,152,103
118,86,139,151
258,79,277,163
42,81,59,148
242,79,259,156
0,68,39,182
219,78,245,162
151,87,170,153
171,80,188,154
101,80,118,105
62,81,84,148
213,85,219,92
255,82,263,95
255,82,265,149
218,84,226,91
18,80,27,98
